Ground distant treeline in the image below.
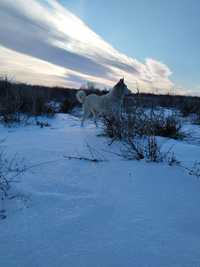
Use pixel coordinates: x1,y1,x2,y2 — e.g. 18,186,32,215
125,92,200,116
0,77,200,123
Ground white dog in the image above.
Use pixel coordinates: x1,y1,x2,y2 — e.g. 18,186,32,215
76,78,129,126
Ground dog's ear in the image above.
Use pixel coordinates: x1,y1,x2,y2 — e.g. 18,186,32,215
120,78,124,84
115,78,124,88
116,78,124,86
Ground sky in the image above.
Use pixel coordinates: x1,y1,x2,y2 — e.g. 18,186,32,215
0,0,199,95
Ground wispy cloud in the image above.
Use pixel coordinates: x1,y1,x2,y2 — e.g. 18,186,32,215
0,0,173,92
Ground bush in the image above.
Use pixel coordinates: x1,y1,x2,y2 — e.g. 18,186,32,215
149,110,184,139
0,97,22,124
179,99,200,117
102,106,184,163
103,108,183,141
102,116,124,140
192,111,200,125
120,135,163,162
60,98,77,113
0,143,26,220
0,77,56,124
36,121,50,128
0,148,24,200
0,85,24,124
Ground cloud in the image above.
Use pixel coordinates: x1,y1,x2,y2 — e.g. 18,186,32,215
0,45,115,88
0,0,174,92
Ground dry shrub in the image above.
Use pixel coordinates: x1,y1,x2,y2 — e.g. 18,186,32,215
192,112,200,125
0,148,25,200
103,108,183,141
148,110,184,139
119,135,163,162
102,106,183,163
179,99,200,117
60,98,77,113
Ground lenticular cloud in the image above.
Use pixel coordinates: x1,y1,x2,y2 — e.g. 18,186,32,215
0,0,173,92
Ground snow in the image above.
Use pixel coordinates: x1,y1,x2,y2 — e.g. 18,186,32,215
1,113,200,267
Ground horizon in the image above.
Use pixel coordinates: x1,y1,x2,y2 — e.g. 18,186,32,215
0,0,199,96
3,76,200,99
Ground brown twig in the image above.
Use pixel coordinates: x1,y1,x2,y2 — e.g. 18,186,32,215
63,155,106,162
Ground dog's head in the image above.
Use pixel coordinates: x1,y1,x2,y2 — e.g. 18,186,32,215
114,78,130,96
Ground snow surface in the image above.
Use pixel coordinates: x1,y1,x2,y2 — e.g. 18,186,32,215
1,113,200,267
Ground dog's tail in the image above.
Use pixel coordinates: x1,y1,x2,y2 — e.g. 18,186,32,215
76,90,86,104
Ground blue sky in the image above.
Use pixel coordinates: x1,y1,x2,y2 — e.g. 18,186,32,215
64,0,200,92
0,0,199,95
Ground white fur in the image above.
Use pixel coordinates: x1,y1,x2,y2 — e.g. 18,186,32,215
76,79,129,126
76,90,86,104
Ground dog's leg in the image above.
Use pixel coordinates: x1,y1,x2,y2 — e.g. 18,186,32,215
91,109,98,127
81,113,87,127
81,106,90,127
